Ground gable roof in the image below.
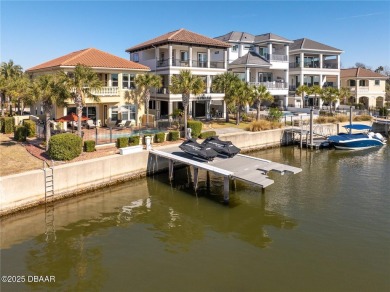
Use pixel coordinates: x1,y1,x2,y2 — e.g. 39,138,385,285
290,38,342,52
230,51,270,66
27,48,150,72
214,31,255,43
341,68,388,79
254,33,293,44
126,28,231,52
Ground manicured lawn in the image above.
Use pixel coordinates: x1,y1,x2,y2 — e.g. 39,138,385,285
0,134,43,176
203,119,251,130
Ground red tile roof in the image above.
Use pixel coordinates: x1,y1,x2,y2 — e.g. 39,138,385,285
341,68,387,79
126,28,231,52
27,48,150,72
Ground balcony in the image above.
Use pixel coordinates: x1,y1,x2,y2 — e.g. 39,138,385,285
249,81,288,90
289,62,338,69
156,58,225,69
88,87,119,96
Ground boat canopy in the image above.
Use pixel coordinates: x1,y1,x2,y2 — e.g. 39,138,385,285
343,124,372,130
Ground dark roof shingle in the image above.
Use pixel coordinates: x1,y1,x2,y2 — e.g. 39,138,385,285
230,51,270,66
290,38,342,52
126,28,230,52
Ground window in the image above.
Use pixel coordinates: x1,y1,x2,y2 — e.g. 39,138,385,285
359,80,366,86
349,79,356,86
258,72,272,82
375,80,380,85
232,45,238,52
198,53,207,68
180,51,188,61
111,74,118,87
122,74,136,89
132,53,139,62
120,105,137,121
111,107,118,121
67,106,96,121
149,100,156,110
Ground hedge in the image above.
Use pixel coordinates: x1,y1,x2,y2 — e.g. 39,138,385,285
129,135,140,146
84,140,96,152
3,117,15,134
14,126,28,142
23,120,36,137
199,131,217,139
155,132,165,143
187,120,202,138
169,131,180,141
48,133,82,161
116,137,129,148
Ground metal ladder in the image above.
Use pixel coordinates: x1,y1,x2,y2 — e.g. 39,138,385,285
43,160,54,199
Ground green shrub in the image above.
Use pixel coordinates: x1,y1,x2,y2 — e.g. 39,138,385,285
116,137,129,148
187,120,203,138
268,108,283,121
169,131,180,141
379,107,388,117
3,117,15,134
48,133,82,161
14,126,28,142
0,118,3,133
199,131,217,139
129,135,140,146
155,132,165,143
84,140,96,152
23,120,36,137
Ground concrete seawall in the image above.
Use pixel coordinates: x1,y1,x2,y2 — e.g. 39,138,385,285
1,123,368,216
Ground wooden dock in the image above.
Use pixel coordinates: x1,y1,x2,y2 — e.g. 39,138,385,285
150,146,301,202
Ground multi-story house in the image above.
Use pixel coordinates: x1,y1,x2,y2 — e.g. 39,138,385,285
214,32,292,109
340,68,387,108
289,38,343,108
27,48,150,126
125,28,230,119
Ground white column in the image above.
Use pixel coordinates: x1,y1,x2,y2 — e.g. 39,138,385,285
319,53,323,68
224,49,228,69
168,102,173,122
284,44,289,59
300,52,304,68
207,48,210,68
268,43,272,60
284,70,288,86
168,45,172,66
189,46,193,68
337,55,340,69
222,100,226,119
337,74,340,90
207,75,210,93
246,68,250,83
300,73,304,87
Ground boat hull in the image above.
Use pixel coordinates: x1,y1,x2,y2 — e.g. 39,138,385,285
329,135,386,150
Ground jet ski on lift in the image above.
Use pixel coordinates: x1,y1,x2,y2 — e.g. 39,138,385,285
179,138,218,161
201,136,241,157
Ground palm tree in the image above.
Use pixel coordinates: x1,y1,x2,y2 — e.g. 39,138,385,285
250,84,274,120
227,79,252,126
1,60,23,116
321,87,339,113
296,85,309,108
169,70,205,138
307,85,322,108
211,72,240,122
6,73,31,115
32,74,70,150
135,73,162,126
60,64,102,137
339,87,351,105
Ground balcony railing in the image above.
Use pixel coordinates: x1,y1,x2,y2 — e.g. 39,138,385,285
323,62,338,69
289,62,338,69
156,58,225,69
89,87,119,96
249,81,288,90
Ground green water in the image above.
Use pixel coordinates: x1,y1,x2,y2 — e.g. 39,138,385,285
1,146,389,291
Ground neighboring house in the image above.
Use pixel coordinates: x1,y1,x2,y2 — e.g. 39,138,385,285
125,28,230,119
214,32,292,109
288,38,343,108
26,48,150,126
340,68,387,109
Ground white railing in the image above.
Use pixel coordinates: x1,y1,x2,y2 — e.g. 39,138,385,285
90,87,119,96
249,82,288,90
357,86,369,93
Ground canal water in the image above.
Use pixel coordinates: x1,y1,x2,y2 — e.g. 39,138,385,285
1,145,389,291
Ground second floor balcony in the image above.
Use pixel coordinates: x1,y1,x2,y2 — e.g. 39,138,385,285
289,62,338,69
90,86,119,96
249,81,288,90
156,58,225,69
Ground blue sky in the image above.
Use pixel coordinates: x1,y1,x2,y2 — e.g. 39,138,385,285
1,1,389,71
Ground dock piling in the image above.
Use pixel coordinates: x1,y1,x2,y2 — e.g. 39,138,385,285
223,176,230,203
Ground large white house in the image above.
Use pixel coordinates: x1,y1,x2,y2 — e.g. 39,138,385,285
214,32,292,108
126,28,230,119
289,38,343,108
